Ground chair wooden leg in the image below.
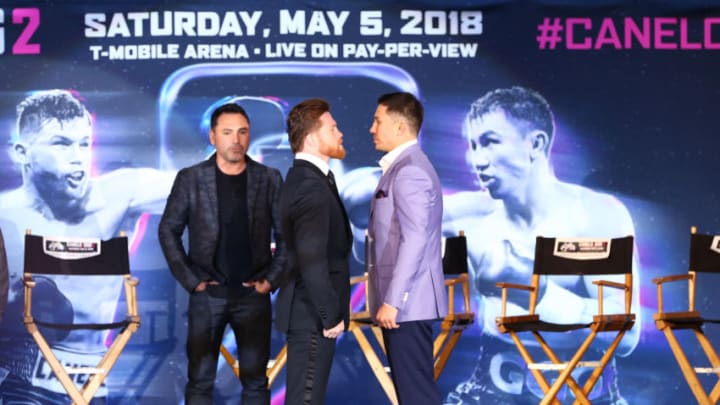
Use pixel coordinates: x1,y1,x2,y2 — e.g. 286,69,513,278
219,344,240,378
692,328,720,404
575,328,626,405
433,329,449,358
540,330,598,405
27,323,88,405
434,330,462,380
531,332,590,405
371,326,386,354
508,332,560,405
222,343,288,387
82,323,139,401
267,344,288,386
350,325,398,405
663,327,713,405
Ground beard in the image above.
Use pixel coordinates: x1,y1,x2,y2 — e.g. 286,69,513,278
320,141,346,160
218,145,247,164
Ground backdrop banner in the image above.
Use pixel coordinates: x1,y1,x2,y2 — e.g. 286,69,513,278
0,1,719,404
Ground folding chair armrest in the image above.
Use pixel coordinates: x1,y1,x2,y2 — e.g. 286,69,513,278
124,277,140,287
591,280,627,290
350,274,368,286
23,274,36,322
23,274,36,288
445,273,469,286
123,275,140,317
652,273,692,285
445,274,471,314
496,282,534,291
591,278,632,315
652,273,693,314
496,282,536,317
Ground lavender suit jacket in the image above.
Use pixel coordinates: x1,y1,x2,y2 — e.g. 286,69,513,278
367,144,448,322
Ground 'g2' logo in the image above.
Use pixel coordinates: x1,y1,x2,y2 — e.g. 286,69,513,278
0,7,41,56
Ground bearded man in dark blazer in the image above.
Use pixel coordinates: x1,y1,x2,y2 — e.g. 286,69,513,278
275,98,351,405
159,103,286,405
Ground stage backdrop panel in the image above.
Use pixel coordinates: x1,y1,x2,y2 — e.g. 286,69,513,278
1,1,719,404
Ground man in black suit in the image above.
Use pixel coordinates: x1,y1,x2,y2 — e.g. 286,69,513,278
275,98,351,405
159,103,286,405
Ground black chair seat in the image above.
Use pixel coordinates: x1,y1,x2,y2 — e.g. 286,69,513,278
498,318,592,333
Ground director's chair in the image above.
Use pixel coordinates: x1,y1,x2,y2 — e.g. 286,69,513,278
495,235,635,405
347,232,474,405
653,226,720,405
433,231,475,379
23,231,140,405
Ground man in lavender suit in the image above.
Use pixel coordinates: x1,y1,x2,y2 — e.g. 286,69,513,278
367,92,447,404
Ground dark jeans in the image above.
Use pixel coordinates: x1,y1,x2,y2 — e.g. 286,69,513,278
185,289,271,405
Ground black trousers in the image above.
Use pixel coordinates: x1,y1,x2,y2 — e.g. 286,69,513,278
285,329,337,405
382,320,441,405
185,289,271,405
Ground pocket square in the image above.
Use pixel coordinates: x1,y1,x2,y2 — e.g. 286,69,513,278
375,189,388,198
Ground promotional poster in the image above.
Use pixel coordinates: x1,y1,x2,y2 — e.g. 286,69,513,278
0,1,719,403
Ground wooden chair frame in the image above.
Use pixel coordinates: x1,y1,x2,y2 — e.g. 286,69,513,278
653,226,720,405
434,232,475,379
23,232,140,405
348,273,398,404
495,235,635,405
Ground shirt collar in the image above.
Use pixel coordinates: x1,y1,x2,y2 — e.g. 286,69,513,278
378,139,417,174
295,152,330,176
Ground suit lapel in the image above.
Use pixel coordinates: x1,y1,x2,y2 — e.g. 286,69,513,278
245,158,260,233
200,157,219,236
294,159,352,245
371,145,418,219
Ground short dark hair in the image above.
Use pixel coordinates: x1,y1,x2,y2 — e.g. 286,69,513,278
466,86,555,151
377,92,423,135
210,103,250,130
286,98,330,154
16,90,91,141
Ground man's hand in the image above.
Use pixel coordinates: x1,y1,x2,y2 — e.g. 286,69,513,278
376,303,399,329
243,279,272,294
323,320,345,339
193,280,219,292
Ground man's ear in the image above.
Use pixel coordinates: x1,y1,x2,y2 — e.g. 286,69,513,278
305,131,317,149
303,132,317,152
529,130,549,159
11,142,29,165
396,119,407,137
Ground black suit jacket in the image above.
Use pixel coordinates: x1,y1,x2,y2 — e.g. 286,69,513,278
275,159,351,332
158,154,286,293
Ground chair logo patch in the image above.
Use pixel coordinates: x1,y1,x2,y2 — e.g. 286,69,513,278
712,236,720,254
554,238,611,260
43,236,102,260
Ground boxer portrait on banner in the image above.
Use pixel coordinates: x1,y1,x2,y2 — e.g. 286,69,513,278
0,90,175,403
367,92,447,404
443,86,640,405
